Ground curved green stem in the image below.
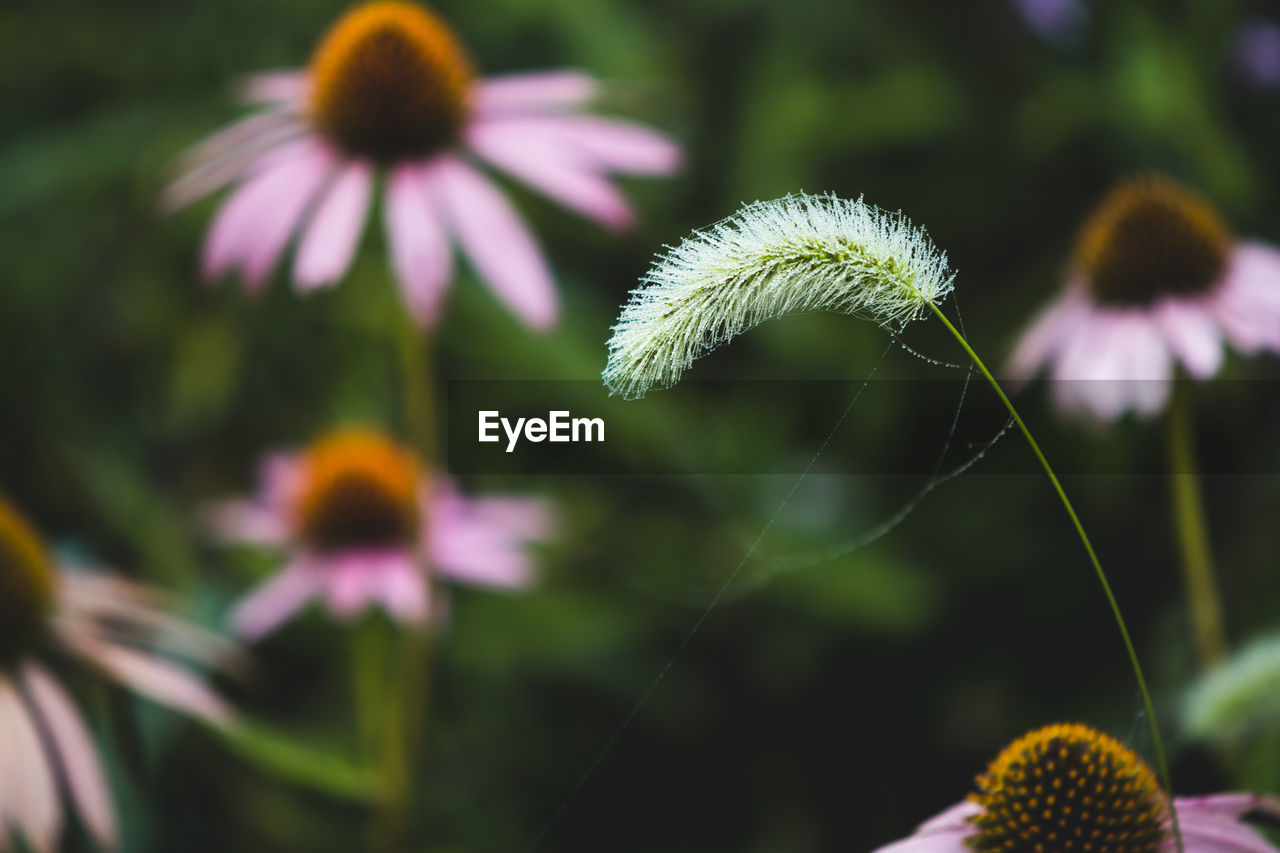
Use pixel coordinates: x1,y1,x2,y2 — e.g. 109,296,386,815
1166,380,1227,669
926,303,1182,852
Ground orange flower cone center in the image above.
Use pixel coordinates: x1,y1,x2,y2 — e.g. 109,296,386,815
0,496,55,665
967,723,1168,853
294,431,422,553
1076,176,1232,307
308,1,474,162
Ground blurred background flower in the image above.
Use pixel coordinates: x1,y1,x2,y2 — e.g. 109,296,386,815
165,0,680,330
209,428,553,640
0,495,234,851
873,722,1280,853
1006,174,1280,422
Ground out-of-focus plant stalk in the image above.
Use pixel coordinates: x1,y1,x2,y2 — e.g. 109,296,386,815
369,317,439,852
1166,379,1228,669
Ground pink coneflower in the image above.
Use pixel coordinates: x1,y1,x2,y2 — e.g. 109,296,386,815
873,722,1280,853
1007,175,1280,420
165,0,680,330
0,495,233,852
208,429,554,640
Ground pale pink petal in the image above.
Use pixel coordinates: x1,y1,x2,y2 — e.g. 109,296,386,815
914,800,982,834
1172,817,1279,852
21,664,116,848
1213,242,1280,354
1050,307,1126,419
467,121,636,231
0,675,60,853
293,160,374,290
385,161,454,325
427,484,549,589
1169,793,1280,851
1119,314,1174,418
163,111,307,211
472,70,600,117
239,70,310,105
473,114,681,175
56,571,242,674
202,138,335,289
203,499,291,546
1157,298,1224,379
434,157,558,329
229,561,319,641
1005,289,1088,383
66,636,234,727
259,452,305,513
370,560,430,623
324,558,374,618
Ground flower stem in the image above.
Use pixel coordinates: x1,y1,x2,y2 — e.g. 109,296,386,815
925,302,1182,852
371,316,439,851
1166,379,1227,669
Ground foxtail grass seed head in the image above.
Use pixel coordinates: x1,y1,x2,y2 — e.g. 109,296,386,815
603,193,955,399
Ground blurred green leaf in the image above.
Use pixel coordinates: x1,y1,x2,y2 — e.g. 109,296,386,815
219,721,379,803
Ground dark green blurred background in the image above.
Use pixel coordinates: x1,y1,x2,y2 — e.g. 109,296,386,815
5,0,1280,850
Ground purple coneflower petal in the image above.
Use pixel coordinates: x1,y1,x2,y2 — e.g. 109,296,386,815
368,556,429,623
162,111,306,211
870,800,976,852
468,120,636,231
0,675,60,853
1172,794,1280,853
386,161,454,325
230,561,319,641
202,139,334,288
433,157,557,329
478,114,681,175
428,488,547,589
293,160,374,290
65,636,234,728
204,499,292,546
21,664,116,848
1005,289,1086,382
58,571,243,674
239,70,310,105
1156,298,1224,379
1122,314,1174,417
472,70,600,118
1213,243,1280,353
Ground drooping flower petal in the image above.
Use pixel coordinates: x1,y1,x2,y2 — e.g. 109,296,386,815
432,157,558,329
293,160,374,290
385,160,454,325
21,664,116,848
65,635,234,728
202,139,335,288
468,119,636,230
229,561,320,641
472,70,600,117
0,675,60,853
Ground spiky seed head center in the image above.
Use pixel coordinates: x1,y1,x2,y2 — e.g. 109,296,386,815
308,1,474,162
0,496,56,666
1076,176,1232,307
294,430,422,553
967,723,1168,853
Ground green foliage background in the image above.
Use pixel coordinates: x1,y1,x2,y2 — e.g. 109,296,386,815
4,0,1280,850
